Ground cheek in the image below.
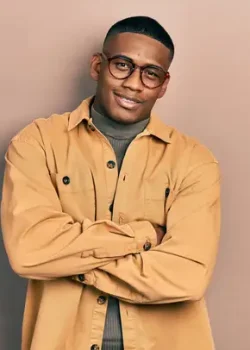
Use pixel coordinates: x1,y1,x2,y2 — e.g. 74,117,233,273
143,90,162,107
97,76,121,111
100,69,121,92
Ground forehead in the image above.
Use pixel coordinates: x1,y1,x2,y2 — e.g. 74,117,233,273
104,32,171,70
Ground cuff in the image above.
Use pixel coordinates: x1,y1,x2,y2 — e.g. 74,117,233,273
128,220,157,252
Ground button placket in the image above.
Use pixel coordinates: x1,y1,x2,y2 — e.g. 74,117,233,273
110,138,137,224
103,143,118,216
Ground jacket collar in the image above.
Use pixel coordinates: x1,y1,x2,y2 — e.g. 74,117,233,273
68,96,93,131
68,96,172,144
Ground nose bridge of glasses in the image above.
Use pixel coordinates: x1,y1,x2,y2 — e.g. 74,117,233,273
124,63,144,86
132,63,144,74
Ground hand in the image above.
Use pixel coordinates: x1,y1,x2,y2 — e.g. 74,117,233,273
152,223,166,245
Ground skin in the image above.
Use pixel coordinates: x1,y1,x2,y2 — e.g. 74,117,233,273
90,32,172,124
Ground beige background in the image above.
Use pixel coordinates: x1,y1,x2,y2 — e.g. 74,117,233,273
0,1,249,349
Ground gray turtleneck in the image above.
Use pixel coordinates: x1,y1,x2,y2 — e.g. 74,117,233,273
91,104,149,350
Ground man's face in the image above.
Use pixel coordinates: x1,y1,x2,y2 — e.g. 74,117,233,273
90,32,172,124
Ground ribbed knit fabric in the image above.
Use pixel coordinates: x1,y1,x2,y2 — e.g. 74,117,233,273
91,104,149,350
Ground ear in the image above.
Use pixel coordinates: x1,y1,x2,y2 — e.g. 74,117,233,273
90,53,102,81
158,73,171,99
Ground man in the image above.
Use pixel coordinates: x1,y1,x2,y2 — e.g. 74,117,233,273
1,16,221,350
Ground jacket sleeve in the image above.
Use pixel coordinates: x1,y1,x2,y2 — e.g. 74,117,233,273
81,147,221,304
1,139,156,280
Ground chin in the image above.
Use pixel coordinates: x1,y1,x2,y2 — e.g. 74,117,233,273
112,112,142,125
108,105,145,124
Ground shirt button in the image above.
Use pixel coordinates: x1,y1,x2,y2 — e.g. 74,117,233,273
107,160,116,169
97,296,107,305
143,241,152,251
62,176,70,185
91,345,100,350
109,203,114,212
78,274,85,282
89,124,95,131
165,188,170,198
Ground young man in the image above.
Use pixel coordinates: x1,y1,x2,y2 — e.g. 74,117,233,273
1,16,221,350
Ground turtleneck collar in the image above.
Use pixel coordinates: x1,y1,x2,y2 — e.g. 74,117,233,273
90,104,150,140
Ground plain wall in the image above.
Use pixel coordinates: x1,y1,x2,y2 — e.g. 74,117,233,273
0,1,249,349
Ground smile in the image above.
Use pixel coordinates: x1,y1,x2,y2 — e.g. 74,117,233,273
114,93,143,110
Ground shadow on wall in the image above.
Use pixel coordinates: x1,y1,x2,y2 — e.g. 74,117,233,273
0,70,96,350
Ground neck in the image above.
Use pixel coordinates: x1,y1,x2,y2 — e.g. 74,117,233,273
90,104,149,140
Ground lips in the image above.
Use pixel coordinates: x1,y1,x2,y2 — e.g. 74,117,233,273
114,92,143,110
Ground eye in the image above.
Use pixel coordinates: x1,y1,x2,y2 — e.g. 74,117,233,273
149,71,158,77
110,57,133,72
145,69,160,79
115,61,130,70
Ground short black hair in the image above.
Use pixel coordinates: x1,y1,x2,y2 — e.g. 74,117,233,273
104,16,175,62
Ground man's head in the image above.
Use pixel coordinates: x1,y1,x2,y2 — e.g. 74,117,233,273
90,16,175,124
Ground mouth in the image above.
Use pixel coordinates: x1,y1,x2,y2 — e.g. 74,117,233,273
113,92,143,110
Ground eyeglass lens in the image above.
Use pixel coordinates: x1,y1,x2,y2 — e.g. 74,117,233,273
109,57,166,88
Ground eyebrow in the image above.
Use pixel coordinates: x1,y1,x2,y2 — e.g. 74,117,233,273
105,53,167,72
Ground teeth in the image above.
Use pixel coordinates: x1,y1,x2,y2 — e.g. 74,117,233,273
121,97,137,104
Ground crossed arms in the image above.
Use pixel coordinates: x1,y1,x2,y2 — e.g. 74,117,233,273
1,138,220,304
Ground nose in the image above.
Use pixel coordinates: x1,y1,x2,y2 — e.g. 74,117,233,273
122,67,143,91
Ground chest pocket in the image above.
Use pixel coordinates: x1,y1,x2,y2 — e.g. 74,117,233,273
144,174,174,227
50,168,95,221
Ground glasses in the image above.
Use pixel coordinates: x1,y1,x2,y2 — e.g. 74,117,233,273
101,53,169,89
